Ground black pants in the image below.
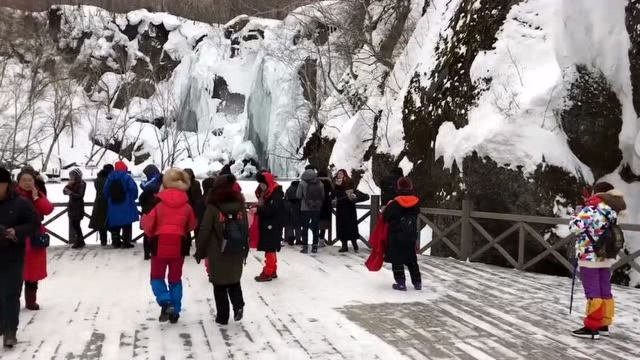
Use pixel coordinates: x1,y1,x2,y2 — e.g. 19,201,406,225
301,211,320,246
70,219,84,244
111,224,133,245
284,224,301,244
143,235,151,257
213,283,245,322
392,262,421,286
0,261,24,333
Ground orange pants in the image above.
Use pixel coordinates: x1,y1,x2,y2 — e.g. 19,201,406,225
263,252,277,276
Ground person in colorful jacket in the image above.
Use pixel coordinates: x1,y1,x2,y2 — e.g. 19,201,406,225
569,182,626,340
15,169,55,311
382,177,421,291
141,169,197,324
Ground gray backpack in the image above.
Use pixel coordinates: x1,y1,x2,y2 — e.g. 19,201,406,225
304,182,324,210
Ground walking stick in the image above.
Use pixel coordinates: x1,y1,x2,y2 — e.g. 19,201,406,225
569,257,578,315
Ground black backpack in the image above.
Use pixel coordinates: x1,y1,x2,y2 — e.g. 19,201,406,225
398,214,418,242
219,210,249,255
109,179,127,203
591,219,625,259
304,181,324,209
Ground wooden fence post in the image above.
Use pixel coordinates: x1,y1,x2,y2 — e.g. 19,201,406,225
460,198,473,261
370,195,380,238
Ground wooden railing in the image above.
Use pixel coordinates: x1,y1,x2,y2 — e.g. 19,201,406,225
46,197,640,277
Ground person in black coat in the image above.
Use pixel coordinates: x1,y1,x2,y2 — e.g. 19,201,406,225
382,177,421,291
254,172,285,282
0,167,38,348
64,168,87,249
284,181,302,246
184,168,203,211
333,169,359,253
381,167,404,206
196,176,215,227
89,164,113,246
317,170,333,245
139,164,162,260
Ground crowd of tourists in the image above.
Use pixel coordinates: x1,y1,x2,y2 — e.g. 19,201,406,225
0,159,624,348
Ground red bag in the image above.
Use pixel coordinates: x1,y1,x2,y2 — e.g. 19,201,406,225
249,208,260,249
365,215,389,271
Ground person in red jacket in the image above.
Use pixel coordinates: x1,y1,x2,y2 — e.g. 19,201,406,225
141,169,197,324
15,169,54,310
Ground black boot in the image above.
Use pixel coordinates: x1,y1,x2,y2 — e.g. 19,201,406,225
352,240,359,253
311,245,318,253
339,241,348,253
234,308,244,322
300,246,309,254
571,327,600,340
3,330,17,348
159,302,174,323
112,234,122,249
169,313,180,324
72,238,86,249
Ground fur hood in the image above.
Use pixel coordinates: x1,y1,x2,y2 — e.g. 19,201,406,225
596,190,627,213
162,169,191,192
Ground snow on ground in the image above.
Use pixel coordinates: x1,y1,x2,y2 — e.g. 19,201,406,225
2,246,640,359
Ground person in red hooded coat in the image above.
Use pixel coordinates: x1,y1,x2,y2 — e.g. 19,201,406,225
15,169,54,310
141,169,197,324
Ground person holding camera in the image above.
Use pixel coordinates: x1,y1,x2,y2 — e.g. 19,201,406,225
15,169,54,312
0,167,38,348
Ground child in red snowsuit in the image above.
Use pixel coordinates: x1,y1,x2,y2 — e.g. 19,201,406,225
141,169,197,324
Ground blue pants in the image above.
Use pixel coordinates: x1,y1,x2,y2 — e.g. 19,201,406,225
150,257,184,313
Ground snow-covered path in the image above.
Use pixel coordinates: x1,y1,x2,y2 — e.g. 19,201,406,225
2,246,640,359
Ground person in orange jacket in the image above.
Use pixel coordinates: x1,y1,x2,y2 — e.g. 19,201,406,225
141,169,197,324
382,177,421,291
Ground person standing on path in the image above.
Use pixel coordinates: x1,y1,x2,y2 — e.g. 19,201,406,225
297,167,324,254
141,169,197,324
382,177,421,291
0,167,38,348
195,174,249,325
569,182,626,340
104,161,139,249
185,168,203,239
317,170,333,247
139,164,162,260
15,169,55,311
89,164,114,246
284,180,302,246
254,172,285,282
64,168,87,249
333,170,359,253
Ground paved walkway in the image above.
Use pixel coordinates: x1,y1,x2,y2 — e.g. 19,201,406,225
2,245,640,359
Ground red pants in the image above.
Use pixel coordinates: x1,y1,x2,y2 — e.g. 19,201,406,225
263,252,277,276
150,257,184,283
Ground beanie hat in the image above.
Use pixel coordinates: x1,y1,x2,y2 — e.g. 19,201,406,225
397,177,413,191
103,164,115,172
0,167,11,184
70,168,83,179
114,161,128,172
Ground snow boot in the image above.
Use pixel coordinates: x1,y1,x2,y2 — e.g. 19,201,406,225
271,272,278,279
121,241,134,249
339,243,348,253
234,308,244,322
254,273,273,282
159,302,174,322
300,246,309,254
287,237,295,246
72,237,86,249
352,240,359,253
3,330,17,348
311,245,318,254
216,316,229,326
393,283,407,291
169,314,180,324
599,326,610,337
25,286,40,311
571,327,600,340
414,283,423,291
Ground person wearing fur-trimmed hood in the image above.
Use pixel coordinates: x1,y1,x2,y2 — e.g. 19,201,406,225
141,169,197,324
569,182,627,340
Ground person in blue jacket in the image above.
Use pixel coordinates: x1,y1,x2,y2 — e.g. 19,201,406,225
103,161,139,249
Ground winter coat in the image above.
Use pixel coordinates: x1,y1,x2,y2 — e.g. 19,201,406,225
139,170,162,215
319,178,333,222
187,180,203,212
334,184,359,241
103,171,139,228
89,171,110,230
256,174,284,253
196,189,248,286
383,193,420,264
284,181,302,227
16,186,54,282
297,170,325,212
570,190,626,268
64,180,86,222
0,189,38,268
141,189,197,258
